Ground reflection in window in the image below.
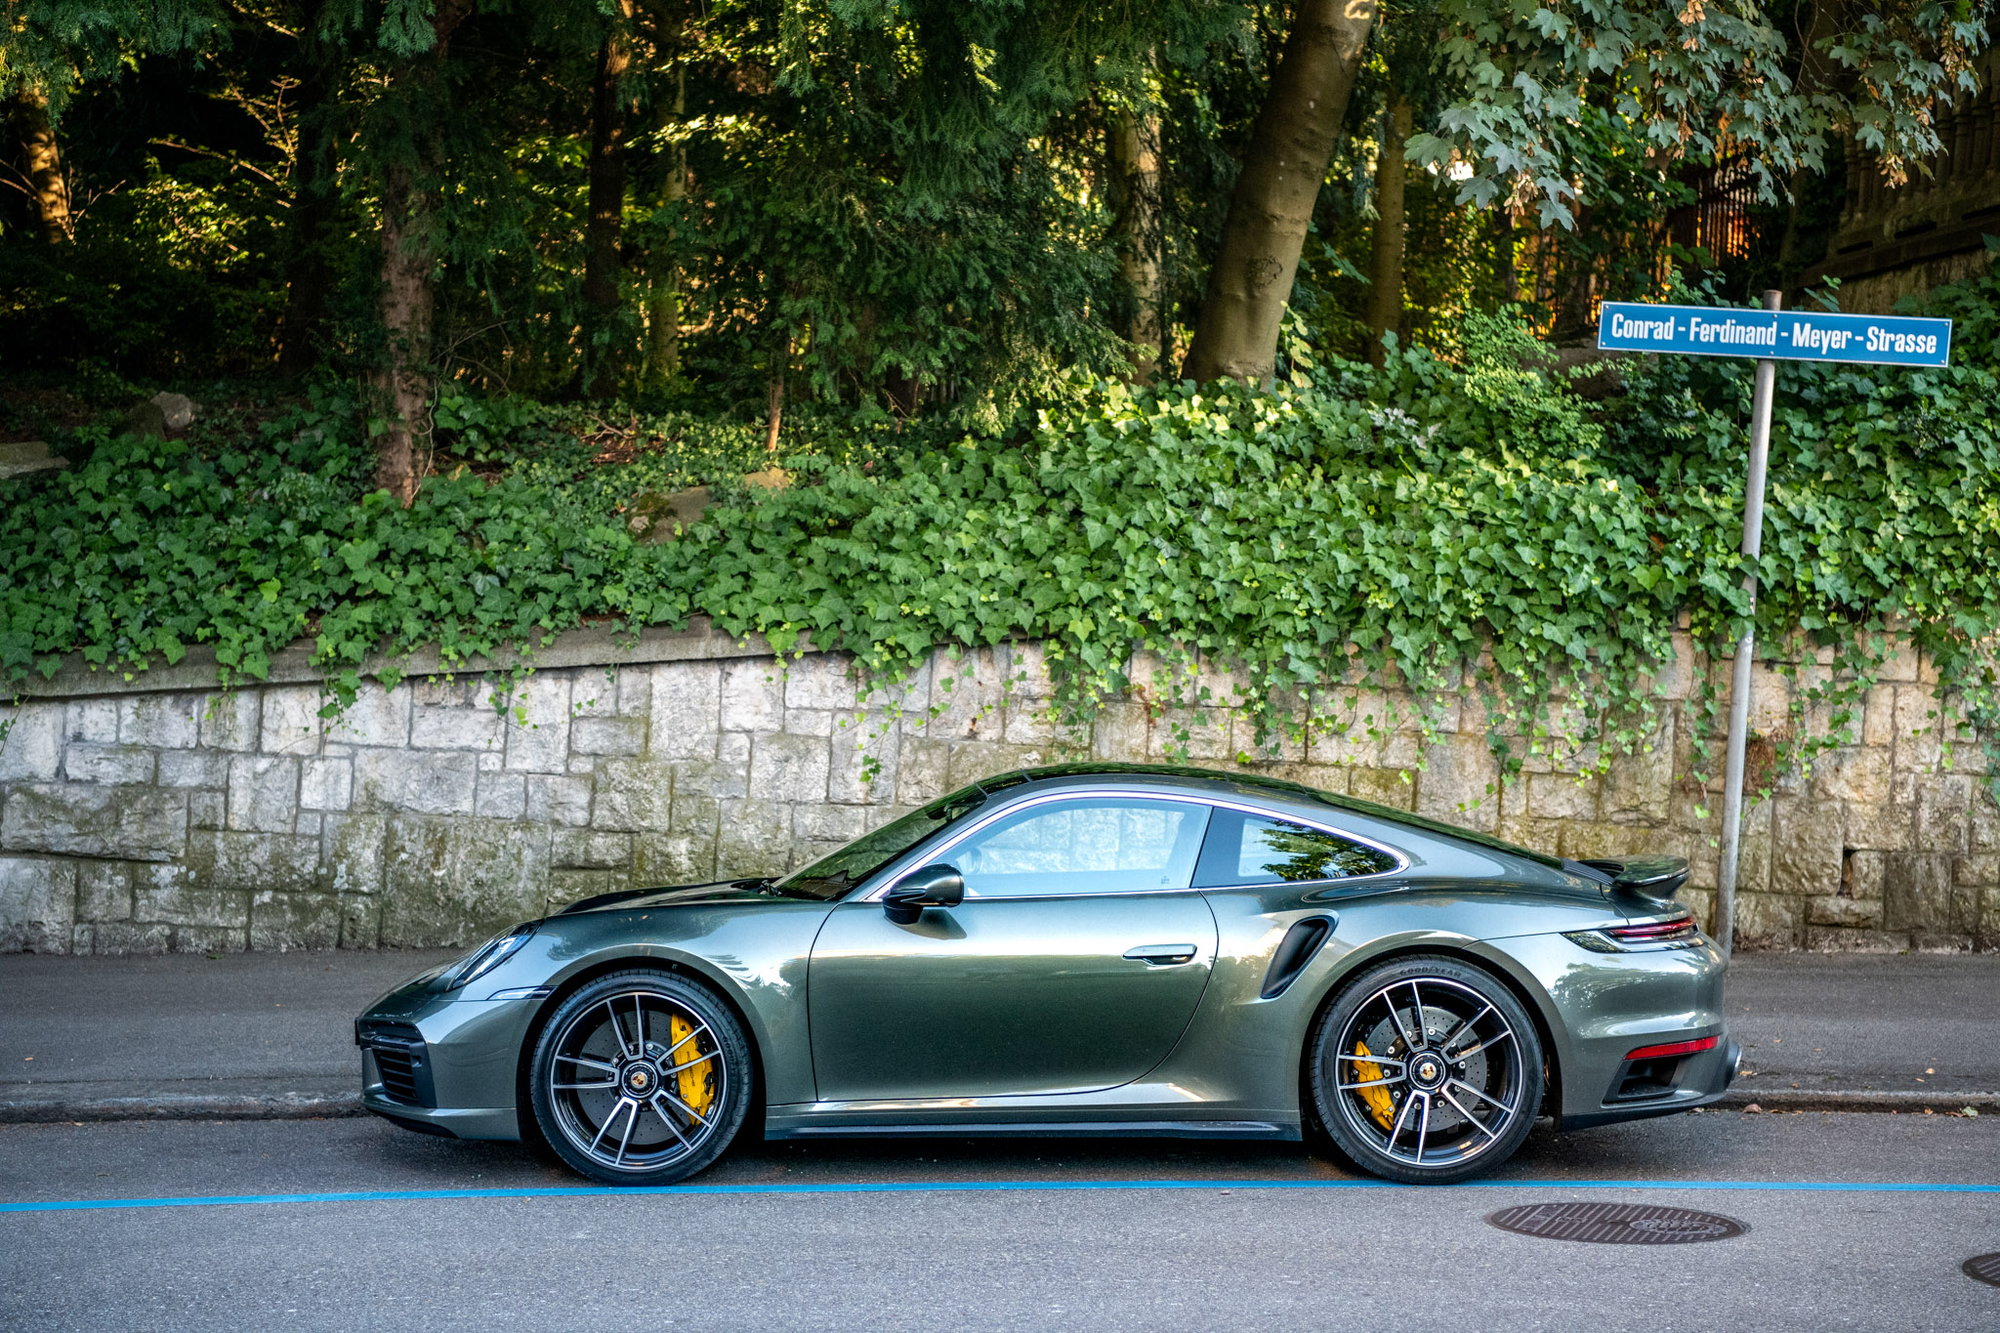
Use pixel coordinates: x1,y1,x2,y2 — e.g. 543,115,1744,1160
952,799,1208,897
1234,817,1396,883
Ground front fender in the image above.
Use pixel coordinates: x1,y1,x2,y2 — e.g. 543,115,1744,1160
469,897,834,1108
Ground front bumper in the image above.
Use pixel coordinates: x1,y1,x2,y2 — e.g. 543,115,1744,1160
356,974,541,1142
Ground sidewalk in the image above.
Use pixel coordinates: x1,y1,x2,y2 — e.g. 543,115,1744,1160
1,949,1996,1123
1723,952,2000,1110
0,949,451,1122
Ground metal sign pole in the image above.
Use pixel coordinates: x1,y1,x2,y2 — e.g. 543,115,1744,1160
1596,292,1949,950
1713,289,1783,957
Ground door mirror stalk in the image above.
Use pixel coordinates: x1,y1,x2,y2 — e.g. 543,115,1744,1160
883,864,965,925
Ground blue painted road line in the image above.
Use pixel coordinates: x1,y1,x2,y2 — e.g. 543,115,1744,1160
4,1177,1998,1214
1596,302,1952,367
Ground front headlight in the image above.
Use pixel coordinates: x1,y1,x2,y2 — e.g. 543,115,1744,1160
437,924,536,991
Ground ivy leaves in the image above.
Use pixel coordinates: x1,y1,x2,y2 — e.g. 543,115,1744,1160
5,305,2000,796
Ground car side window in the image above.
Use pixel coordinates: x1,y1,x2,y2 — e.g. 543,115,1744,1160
948,798,1211,898
1194,809,1397,887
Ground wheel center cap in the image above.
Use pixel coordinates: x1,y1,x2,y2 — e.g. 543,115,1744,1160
623,1061,660,1097
1409,1052,1448,1091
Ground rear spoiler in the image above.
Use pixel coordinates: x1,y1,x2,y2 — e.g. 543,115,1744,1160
1580,856,1689,908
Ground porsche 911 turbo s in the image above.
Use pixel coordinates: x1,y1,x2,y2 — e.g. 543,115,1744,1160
355,763,1738,1185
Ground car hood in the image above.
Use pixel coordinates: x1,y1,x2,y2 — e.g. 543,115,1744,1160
551,879,787,917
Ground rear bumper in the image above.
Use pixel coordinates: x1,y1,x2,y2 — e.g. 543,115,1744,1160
1491,928,1733,1130
1559,1037,1740,1131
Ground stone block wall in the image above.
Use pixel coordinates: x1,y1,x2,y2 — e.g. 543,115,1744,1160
0,627,1994,953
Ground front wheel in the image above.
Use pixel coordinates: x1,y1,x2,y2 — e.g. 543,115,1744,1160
528,970,751,1185
1307,955,1543,1184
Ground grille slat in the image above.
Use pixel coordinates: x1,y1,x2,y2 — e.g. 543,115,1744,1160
376,1047,420,1103
360,1021,431,1108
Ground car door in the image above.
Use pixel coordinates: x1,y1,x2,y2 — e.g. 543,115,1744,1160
807,794,1217,1102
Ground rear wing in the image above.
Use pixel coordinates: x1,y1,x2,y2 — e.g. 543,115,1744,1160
1580,856,1689,909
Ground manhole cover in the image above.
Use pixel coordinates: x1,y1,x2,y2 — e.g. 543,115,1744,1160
1487,1202,1748,1245
1965,1254,2000,1287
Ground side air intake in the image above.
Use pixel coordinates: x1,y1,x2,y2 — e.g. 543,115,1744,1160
1260,917,1334,999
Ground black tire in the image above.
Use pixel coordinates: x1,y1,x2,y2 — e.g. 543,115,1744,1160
528,969,752,1186
1307,955,1543,1185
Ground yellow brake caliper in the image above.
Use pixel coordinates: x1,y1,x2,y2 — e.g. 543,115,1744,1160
670,1012,716,1116
1352,1041,1395,1130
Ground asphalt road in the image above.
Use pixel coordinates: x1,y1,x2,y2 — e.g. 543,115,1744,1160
3,1112,1995,1331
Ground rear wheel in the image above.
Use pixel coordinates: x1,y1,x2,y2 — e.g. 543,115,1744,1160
528,970,751,1185
1308,955,1542,1184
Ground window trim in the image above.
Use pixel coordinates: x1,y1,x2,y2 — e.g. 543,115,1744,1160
1193,805,1404,892
861,788,1410,902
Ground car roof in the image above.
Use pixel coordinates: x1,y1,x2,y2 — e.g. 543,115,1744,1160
974,761,1563,869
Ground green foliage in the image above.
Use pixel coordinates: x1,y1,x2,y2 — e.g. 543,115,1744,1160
9,304,2000,803
432,390,546,462
1919,237,2000,375
0,170,287,380
5,0,1986,407
1605,286,2000,784
1412,0,1991,226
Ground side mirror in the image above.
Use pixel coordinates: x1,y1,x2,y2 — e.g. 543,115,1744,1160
883,863,965,925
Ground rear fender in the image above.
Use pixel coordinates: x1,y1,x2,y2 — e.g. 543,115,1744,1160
1301,933,1569,1115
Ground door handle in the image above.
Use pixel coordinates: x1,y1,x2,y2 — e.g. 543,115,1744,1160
1123,943,1198,965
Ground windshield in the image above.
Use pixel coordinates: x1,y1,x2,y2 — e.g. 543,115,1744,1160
770,785,988,900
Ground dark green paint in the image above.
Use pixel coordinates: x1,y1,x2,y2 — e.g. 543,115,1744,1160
359,766,1733,1149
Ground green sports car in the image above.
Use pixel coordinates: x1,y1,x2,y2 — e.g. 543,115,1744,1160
355,763,1737,1185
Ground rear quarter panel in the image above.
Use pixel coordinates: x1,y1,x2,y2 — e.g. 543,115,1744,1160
1158,874,1634,1126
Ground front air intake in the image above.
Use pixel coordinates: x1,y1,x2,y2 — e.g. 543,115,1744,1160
358,1020,433,1107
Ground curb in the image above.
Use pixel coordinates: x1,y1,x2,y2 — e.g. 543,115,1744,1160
3,1088,1995,1125
0,1092,365,1124
1714,1088,2000,1114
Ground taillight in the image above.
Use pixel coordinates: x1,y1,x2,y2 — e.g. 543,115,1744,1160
1562,912,1704,953
1605,913,1699,944
1625,1035,1720,1061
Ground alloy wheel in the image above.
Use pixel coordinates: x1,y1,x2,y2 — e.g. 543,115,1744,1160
1312,958,1543,1183
535,976,739,1180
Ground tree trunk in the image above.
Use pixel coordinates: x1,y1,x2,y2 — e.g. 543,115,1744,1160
369,0,471,505
581,0,637,399
374,162,434,504
1363,94,1412,368
1181,0,1377,384
15,88,73,244
882,364,922,416
1493,207,1518,303
1554,204,1597,339
1109,94,1164,380
278,6,339,377
764,335,789,454
644,58,688,391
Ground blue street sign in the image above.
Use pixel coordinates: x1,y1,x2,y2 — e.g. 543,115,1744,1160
1597,302,1952,367
1598,288,1948,953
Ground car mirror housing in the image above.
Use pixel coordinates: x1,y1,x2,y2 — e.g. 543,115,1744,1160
882,863,965,924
